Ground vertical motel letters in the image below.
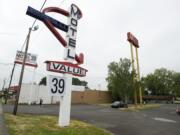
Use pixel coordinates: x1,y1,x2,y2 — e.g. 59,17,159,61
65,4,79,60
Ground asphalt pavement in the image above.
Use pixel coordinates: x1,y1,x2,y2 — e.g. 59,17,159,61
3,104,180,135
0,103,8,135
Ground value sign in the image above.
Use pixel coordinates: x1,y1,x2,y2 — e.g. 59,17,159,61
48,75,66,96
45,61,88,77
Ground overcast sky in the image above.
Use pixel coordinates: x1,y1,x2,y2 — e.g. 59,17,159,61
0,0,180,90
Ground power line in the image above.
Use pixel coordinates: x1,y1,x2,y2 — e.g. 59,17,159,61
59,0,66,6
30,0,67,45
20,0,48,51
30,0,47,29
0,32,22,36
0,62,13,66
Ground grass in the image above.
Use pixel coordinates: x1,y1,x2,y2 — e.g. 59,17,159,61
121,104,161,112
5,113,111,135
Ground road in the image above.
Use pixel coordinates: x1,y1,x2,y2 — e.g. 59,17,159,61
3,104,180,135
0,103,8,135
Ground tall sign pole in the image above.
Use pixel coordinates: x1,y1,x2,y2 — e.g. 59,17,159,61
127,32,142,105
135,48,142,104
26,4,87,127
59,4,80,126
130,43,137,105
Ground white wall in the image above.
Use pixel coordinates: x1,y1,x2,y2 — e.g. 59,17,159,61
19,84,85,104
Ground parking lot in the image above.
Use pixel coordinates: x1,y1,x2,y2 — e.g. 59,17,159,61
3,104,180,135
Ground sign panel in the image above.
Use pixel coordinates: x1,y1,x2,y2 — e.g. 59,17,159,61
48,75,66,96
127,32,139,48
64,4,81,61
15,50,38,67
45,61,87,77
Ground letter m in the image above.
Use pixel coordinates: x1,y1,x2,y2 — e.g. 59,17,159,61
70,4,81,19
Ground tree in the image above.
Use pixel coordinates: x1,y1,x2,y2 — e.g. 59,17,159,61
172,72,180,97
39,77,88,89
39,77,46,85
106,58,133,102
72,77,89,89
142,68,174,95
72,78,81,85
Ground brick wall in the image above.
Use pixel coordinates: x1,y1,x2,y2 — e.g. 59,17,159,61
72,90,112,104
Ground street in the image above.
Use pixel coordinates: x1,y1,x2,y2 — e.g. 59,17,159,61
3,104,180,135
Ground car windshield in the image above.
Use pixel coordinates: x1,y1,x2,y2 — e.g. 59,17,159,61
113,101,120,105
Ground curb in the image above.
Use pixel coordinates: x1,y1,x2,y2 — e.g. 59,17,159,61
0,103,9,135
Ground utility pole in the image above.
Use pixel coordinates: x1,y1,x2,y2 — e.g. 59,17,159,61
13,28,32,115
5,63,16,104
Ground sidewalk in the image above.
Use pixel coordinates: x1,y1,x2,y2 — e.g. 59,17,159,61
0,103,8,135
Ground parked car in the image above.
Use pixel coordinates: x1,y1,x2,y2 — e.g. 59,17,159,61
111,101,128,108
176,108,180,115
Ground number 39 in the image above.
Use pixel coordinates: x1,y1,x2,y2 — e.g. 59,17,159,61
51,78,65,94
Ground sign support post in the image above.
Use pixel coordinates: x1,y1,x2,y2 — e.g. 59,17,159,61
59,74,72,126
127,32,142,105
59,4,81,127
130,43,137,106
135,48,142,104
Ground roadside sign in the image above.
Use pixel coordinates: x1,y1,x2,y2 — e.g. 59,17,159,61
127,32,139,48
26,3,86,127
15,50,38,67
48,75,66,96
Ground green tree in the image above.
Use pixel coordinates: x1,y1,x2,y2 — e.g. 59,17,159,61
72,77,89,89
39,77,88,89
172,72,180,97
143,68,174,95
39,77,46,85
106,58,133,102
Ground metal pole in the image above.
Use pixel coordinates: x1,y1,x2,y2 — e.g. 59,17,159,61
135,48,142,105
5,63,16,104
130,43,137,106
13,28,32,115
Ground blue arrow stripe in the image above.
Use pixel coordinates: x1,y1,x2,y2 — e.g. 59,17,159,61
26,6,68,32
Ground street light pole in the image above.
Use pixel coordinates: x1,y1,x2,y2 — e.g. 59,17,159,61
13,28,32,115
